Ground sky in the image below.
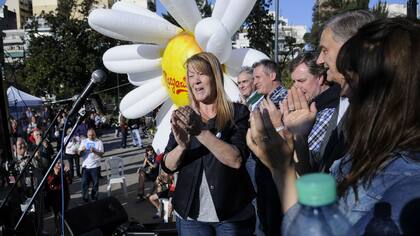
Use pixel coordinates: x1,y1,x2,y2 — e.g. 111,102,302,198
156,0,410,29
0,0,411,28
273,0,409,28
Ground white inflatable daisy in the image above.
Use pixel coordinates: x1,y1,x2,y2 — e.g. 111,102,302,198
88,0,269,152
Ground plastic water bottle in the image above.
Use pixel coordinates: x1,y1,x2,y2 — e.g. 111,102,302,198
282,173,354,236
364,202,400,236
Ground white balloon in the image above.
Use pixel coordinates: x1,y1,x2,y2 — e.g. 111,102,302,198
119,79,168,119
152,105,174,154
103,45,162,74
195,17,232,63
224,75,241,103
212,0,229,19
224,48,269,77
160,0,201,32
88,9,181,45
128,72,162,86
112,2,164,21
221,0,257,36
155,99,174,126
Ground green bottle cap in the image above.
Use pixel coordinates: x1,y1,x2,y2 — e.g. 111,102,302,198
296,173,337,207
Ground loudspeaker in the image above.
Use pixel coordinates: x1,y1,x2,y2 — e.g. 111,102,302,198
65,197,128,236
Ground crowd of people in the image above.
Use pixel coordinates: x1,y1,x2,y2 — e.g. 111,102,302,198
2,104,115,233
2,9,420,236
160,11,420,236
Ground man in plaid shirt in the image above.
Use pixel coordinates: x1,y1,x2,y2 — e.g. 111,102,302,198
251,59,288,236
289,53,340,162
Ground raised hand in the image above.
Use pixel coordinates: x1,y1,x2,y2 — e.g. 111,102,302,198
246,109,293,171
259,98,283,130
281,87,317,137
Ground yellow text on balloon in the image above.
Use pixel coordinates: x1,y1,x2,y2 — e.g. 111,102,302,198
161,32,202,107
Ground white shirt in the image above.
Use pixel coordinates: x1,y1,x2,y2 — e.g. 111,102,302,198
65,135,80,155
79,138,104,169
337,97,349,126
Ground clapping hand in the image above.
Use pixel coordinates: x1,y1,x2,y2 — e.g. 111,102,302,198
171,108,191,149
281,87,317,137
246,109,294,172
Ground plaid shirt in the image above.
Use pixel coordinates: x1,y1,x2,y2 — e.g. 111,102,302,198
308,107,336,154
254,85,288,109
269,85,288,108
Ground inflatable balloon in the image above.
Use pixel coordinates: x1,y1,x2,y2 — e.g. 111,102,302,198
161,32,202,107
88,0,269,151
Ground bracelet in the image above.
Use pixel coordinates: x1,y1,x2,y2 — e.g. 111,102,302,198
275,126,285,132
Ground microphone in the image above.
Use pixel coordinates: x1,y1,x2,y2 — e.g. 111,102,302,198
68,69,107,118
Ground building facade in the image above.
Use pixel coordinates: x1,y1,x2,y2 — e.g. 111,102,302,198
5,0,33,29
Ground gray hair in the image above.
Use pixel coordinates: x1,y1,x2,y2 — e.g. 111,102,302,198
252,59,281,82
324,9,376,43
238,66,254,78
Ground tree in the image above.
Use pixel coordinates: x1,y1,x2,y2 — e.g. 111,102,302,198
309,0,388,47
371,0,389,18
244,0,275,57
309,0,369,46
7,0,130,101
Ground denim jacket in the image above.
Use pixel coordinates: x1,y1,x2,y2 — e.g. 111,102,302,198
330,152,420,235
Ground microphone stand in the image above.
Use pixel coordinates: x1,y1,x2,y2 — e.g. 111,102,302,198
0,108,64,210
14,109,85,231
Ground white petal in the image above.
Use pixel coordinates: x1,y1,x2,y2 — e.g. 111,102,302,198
103,45,163,74
221,0,257,36
224,48,269,77
152,103,175,154
119,79,168,119
88,9,181,44
128,72,162,86
155,99,174,126
160,0,201,32
104,44,163,61
212,0,229,19
112,2,164,21
194,17,232,63
224,74,240,103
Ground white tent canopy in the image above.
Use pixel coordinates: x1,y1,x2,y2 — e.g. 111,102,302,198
7,86,43,107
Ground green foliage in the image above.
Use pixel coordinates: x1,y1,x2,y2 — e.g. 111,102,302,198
309,0,390,47
5,0,129,101
371,0,389,18
278,35,304,72
309,0,370,47
244,0,275,57
281,69,293,89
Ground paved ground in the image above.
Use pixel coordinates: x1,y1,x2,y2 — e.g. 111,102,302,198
42,128,173,235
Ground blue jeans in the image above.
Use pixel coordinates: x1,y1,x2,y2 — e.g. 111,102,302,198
176,216,255,236
131,128,142,146
82,167,99,200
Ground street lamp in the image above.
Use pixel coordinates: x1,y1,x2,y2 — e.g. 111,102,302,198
274,0,279,63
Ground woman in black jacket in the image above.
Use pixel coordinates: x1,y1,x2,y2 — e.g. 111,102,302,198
162,52,255,236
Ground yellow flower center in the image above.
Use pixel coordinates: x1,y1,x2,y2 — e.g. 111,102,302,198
161,32,202,107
